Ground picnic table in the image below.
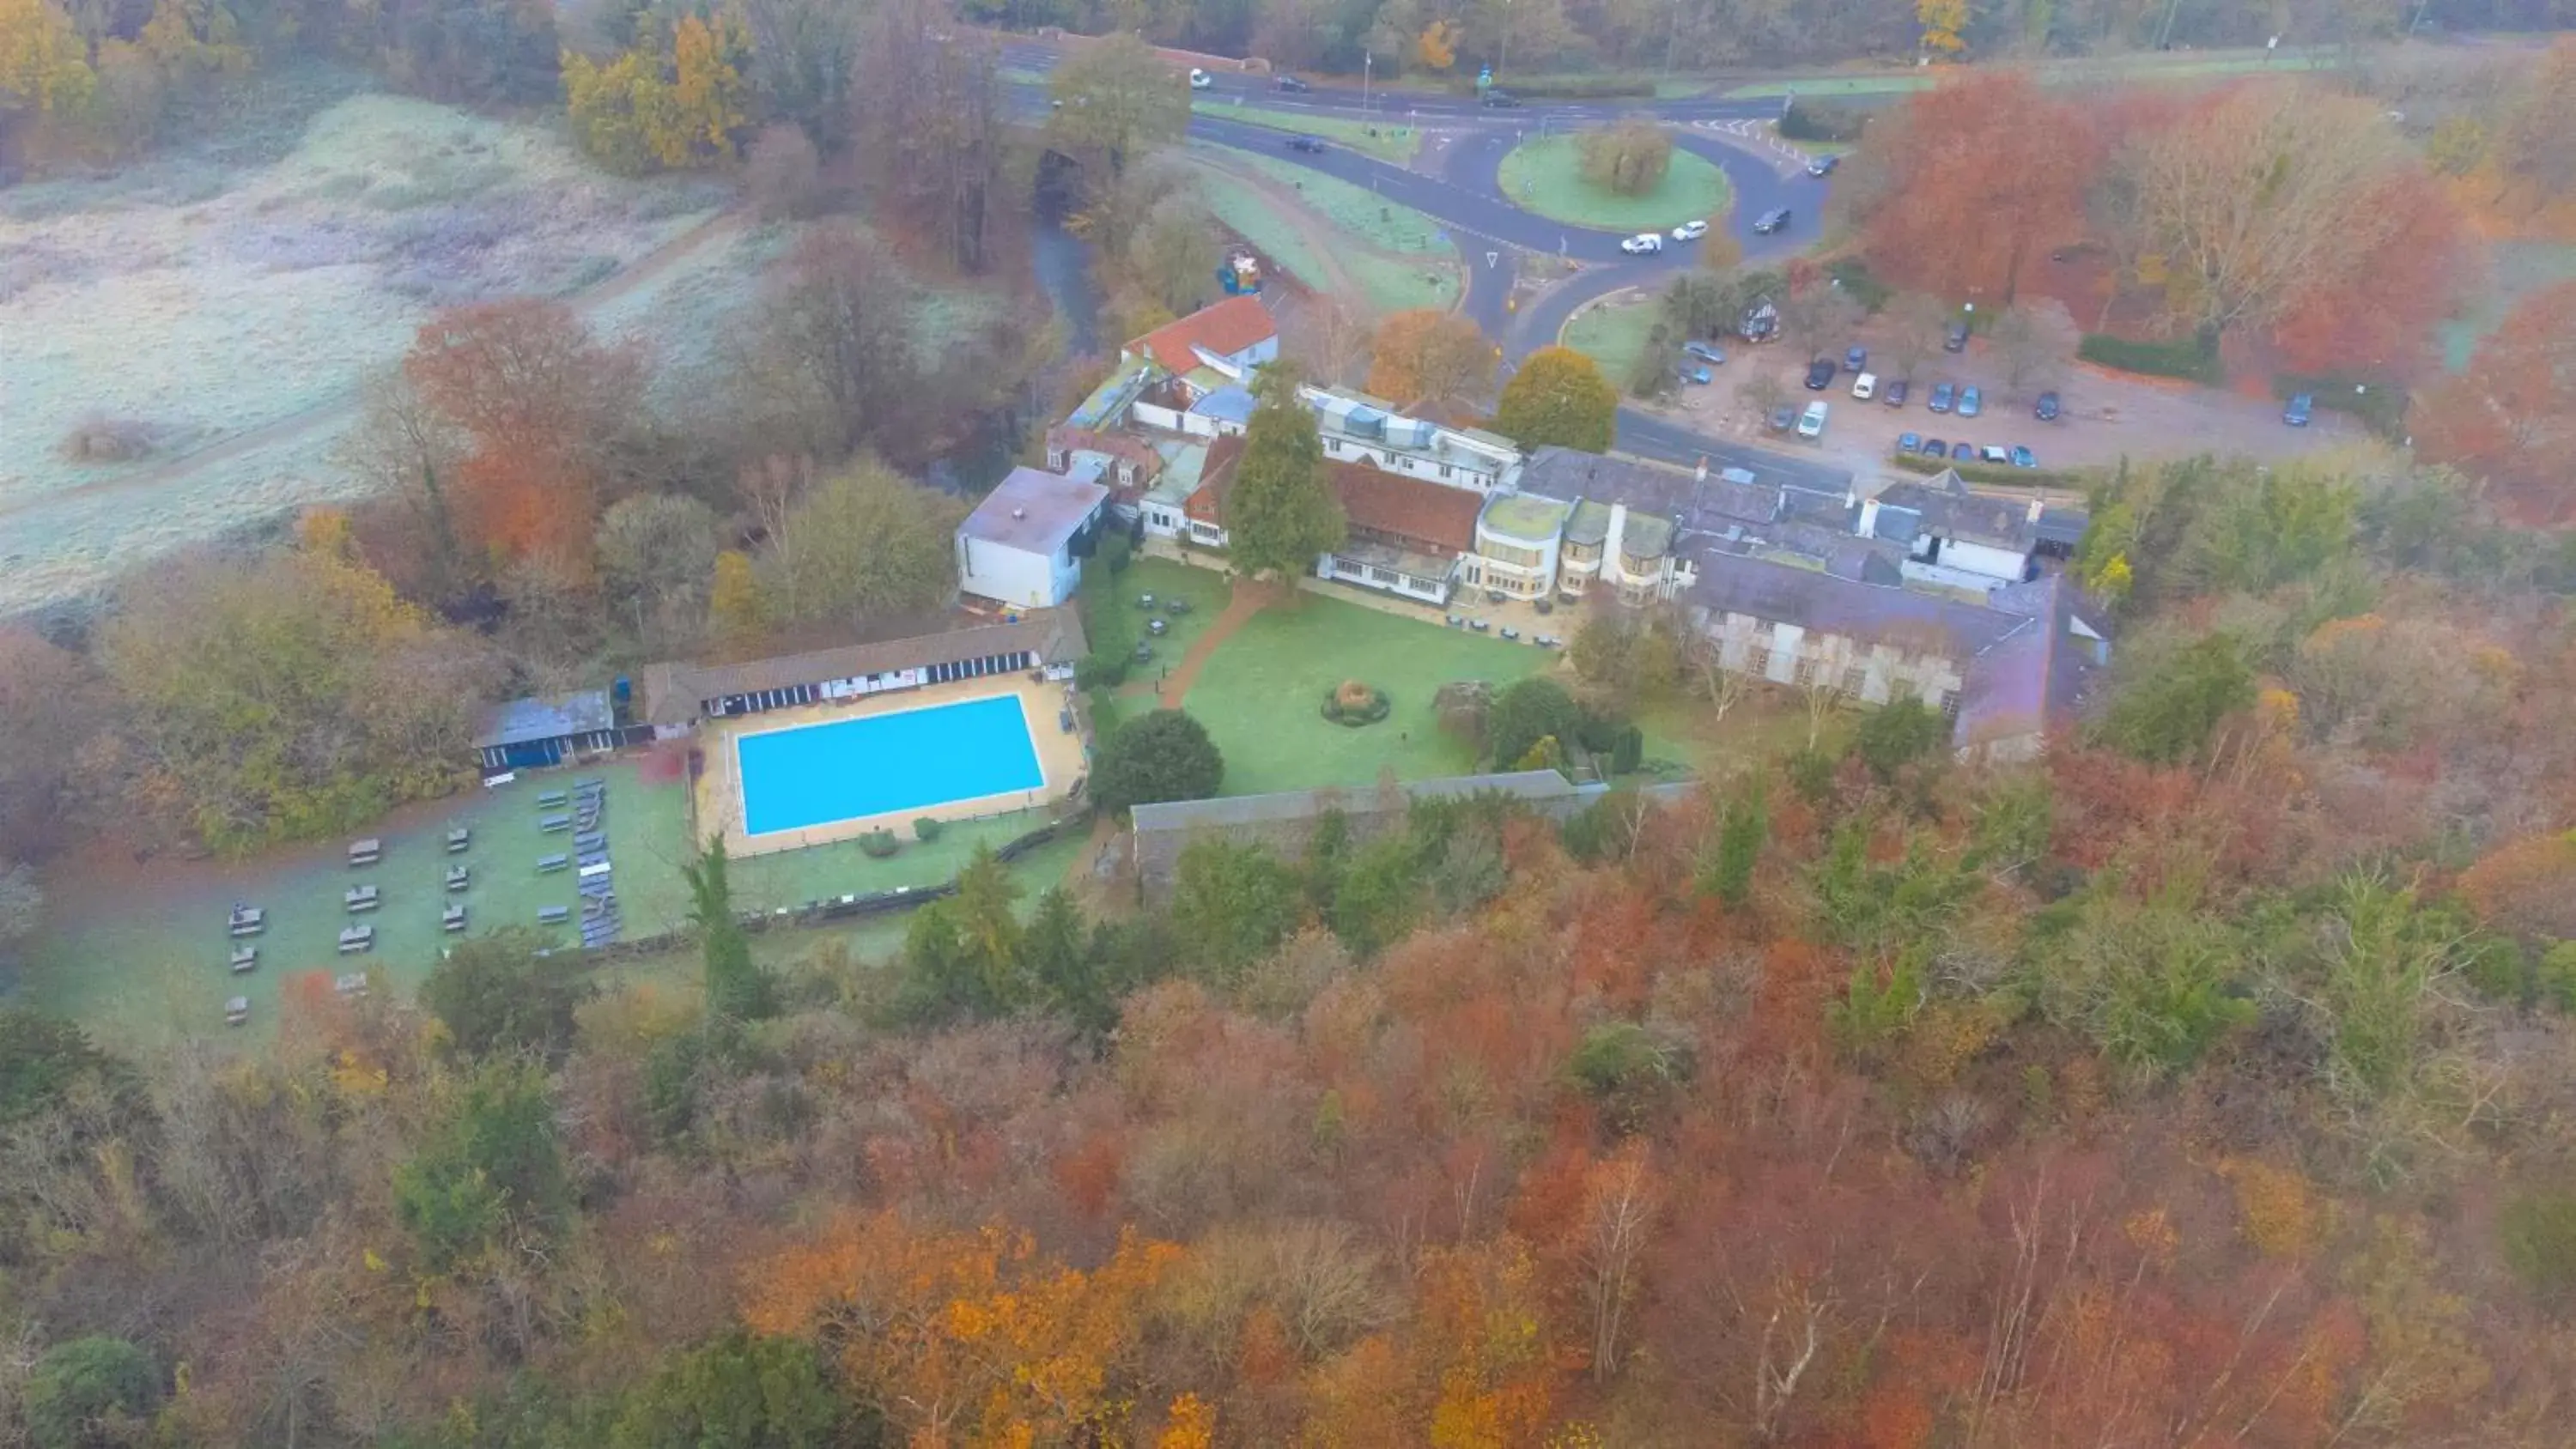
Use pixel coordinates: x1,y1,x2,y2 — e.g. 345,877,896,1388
347,838,381,866
446,864,471,892
224,997,251,1027
537,853,570,873
229,943,258,973
537,789,568,808
337,925,374,954
446,827,471,853
538,905,571,925
227,904,265,937
344,884,381,912
442,904,468,933
538,813,572,833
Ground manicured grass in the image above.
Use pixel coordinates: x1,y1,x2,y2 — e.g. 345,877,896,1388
1194,172,1334,295
1196,101,1420,163
1229,154,1457,253
1193,159,1461,316
1182,591,1562,796
1115,556,1235,674
1346,250,1462,315
1496,136,1731,232
1563,294,1662,383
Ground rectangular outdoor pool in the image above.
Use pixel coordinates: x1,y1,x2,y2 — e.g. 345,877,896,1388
736,694,1046,835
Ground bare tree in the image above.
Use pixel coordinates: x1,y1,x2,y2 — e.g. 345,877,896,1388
1885,291,1950,382
1798,669,1848,749
1579,1145,1661,1382
1781,288,1863,359
1989,304,2076,397
854,0,1010,270
742,226,919,458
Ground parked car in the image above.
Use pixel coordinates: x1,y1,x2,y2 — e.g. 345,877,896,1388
1682,340,1725,364
1807,155,1840,176
1274,73,1311,92
1621,232,1665,255
1921,437,1947,458
1979,445,2011,465
1898,432,1923,454
1950,440,1977,460
1850,371,1878,401
1767,404,1797,433
1883,379,1910,408
1188,67,1213,89
1844,345,1867,373
1803,358,1837,390
1958,385,1983,418
1285,135,1327,153
1479,89,1520,107
1753,207,1792,234
1944,319,1970,352
1677,365,1713,385
2034,390,2061,421
1672,219,1709,241
1928,382,1955,414
2010,446,2037,469
1797,401,1829,439
2283,392,2314,427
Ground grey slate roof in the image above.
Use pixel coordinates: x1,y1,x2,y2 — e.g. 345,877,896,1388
1189,385,1258,425
1955,574,2101,749
1519,446,1782,535
476,690,615,749
1876,471,2042,554
638,609,1087,727
1682,548,2034,656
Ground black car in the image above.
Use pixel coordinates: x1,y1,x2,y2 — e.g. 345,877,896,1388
1274,73,1311,92
1753,207,1792,234
1767,404,1797,433
1479,89,1520,108
1883,379,1910,408
1803,358,1836,391
1806,155,1839,176
1943,320,1970,353
2034,390,2061,421
1285,135,1327,154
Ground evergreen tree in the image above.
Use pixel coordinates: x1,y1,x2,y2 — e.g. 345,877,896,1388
685,837,775,1022
1225,364,1346,584
1492,346,1619,452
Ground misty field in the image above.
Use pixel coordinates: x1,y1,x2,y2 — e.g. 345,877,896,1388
0,87,734,614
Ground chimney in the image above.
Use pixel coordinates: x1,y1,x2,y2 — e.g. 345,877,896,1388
2026,496,2044,524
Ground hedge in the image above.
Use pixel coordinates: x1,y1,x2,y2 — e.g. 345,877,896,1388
1779,100,1868,142
2272,372,2409,439
1890,449,2081,491
2076,330,2224,386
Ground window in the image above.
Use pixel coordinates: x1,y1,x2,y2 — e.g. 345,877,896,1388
1325,437,1341,453
1793,658,1819,688
1747,646,1772,678
1481,541,1544,569
1439,464,1453,479
1940,689,1961,719
1840,665,1867,696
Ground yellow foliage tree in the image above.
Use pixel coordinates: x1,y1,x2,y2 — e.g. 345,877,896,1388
1155,1393,1217,1448
562,15,745,175
0,0,99,120
1917,0,1967,54
664,15,746,167
708,549,764,642
1416,19,1459,72
137,0,248,82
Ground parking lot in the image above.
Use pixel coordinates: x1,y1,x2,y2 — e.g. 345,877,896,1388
1643,321,2371,482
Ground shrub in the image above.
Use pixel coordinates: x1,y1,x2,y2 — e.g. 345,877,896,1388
1486,676,1583,768
912,815,945,843
859,830,901,858
1577,121,1674,196
743,123,823,221
1093,709,1224,814
58,414,161,462
1826,258,1892,313
2077,330,2224,385
1100,530,1134,573
1610,725,1643,774
2500,1189,2576,1313
25,1337,159,1449
1075,654,1129,690
1321,680,1392,726
1779,100,1867,142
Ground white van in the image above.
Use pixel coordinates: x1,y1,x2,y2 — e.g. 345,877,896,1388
1850,371,1878,401
1796,401,1828,439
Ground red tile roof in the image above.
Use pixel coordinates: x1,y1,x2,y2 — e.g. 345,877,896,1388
1183,436,1247,525
1327,461,1480,556
1130,296,1276,376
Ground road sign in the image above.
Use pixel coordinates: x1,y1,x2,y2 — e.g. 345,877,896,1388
1485,251,1500,269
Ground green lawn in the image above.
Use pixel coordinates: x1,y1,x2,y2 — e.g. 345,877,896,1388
1106,556,1235,681
1564,294,1663,384
1193,158,1461,317
1346,250,1463,315
1194,171,1335,298
1496,136,1731,232
1228,154,1455,253
1196,101,1419,163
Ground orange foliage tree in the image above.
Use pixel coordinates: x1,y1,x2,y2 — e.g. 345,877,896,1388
1856,71,2096,305
402,299,644,568
2265,165,2468,378
2414,280,2576,519
1366,309,1494,414
742,1210,1183,1444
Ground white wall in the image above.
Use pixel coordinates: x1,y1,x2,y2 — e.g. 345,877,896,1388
1321,553,1449,603
958,537,1078,609
1939,538,2029,583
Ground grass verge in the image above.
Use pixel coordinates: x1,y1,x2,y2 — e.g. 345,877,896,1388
1563,294,1662,382
1194,101,1419,163
1496,136,1731,233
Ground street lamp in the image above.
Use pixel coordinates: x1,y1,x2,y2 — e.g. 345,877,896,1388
1362,49,1371,115
1498,0,1515,81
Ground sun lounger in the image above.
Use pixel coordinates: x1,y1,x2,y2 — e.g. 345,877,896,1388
446,864,471,892
537,853,570,873
224,997,250,1027
344,884,380,912
442,904,468,933
337,925,374,954
574,829,605,850
579,881,614,901
446,828,471,853
538,905,570,925
576,850,607,870
347,838,382,866
538,814,571,833
537,789,568,808
227,905,264,937
574,777,602,791
229,944,258,973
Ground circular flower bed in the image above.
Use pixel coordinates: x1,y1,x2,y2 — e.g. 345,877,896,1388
1321,679,1393,727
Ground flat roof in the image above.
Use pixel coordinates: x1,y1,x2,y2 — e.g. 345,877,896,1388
1480,493,1572,543
960,468,1111,555
476,689,614,749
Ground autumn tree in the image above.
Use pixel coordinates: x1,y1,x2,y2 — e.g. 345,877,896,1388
1987,303,2075,397
2415,280,2576,518
854,0,1008,270
562,14,750,174
0,627,105,860
1367,309,1494,412
754,458,963,632
421,929,593,1062
403,298,644,567
739,224,920,459
392,1061,570,1271
1577,121,1672,196
1854,71,2093,304
1169,838,1305,979
598,492,721,651
1226,363,1346,584
2486,38,2576,212
1045,33,1189,189
1493,346,1617,452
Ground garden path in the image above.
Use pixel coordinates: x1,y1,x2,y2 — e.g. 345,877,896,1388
1157,577,1278,709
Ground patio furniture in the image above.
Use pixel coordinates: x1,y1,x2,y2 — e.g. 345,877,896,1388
224,997,251,1027
229,944,258,973
1469,619,1490,633
538,905,570,925
1136,592,1156,609
442,904,468,933
576,849,607,869
579,877,614,900
537,853,570,873
446,864,471,892
1146,617,1168,636
574,777,602,791
445,827,471,853
337,925,374,954
578,859,611,880
344,884,381,912
573,830,605,851
1133,642,1153,663
1445,615,1463,627
1059,707,1075,733
538,813,572,833
1165,597,1192,615
347,838,381,866
333,972,369,997
228,904,265,937
1499,627,1521,641
537,789,568,808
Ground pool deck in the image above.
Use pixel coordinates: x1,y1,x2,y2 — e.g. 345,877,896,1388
695,672,1090,858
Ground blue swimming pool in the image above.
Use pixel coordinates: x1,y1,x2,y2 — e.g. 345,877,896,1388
736,694,1046,835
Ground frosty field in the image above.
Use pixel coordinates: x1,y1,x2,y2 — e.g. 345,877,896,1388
0,88,736,614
